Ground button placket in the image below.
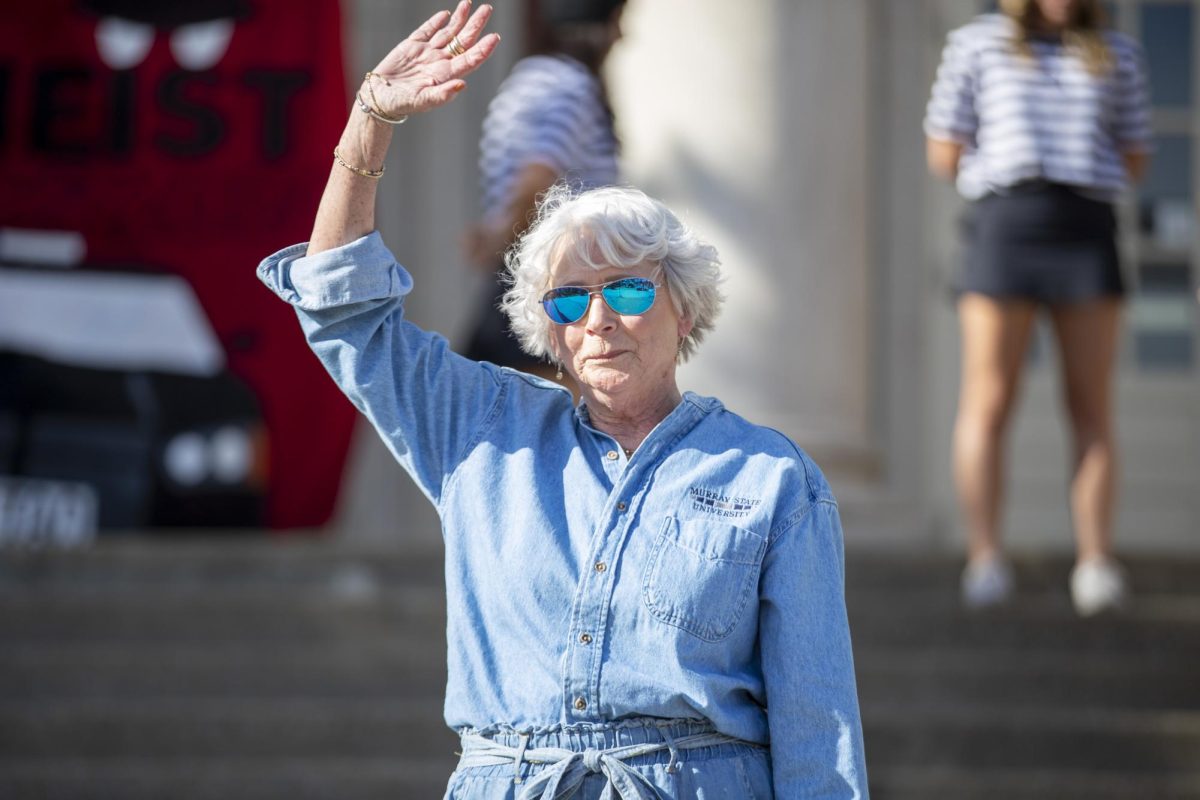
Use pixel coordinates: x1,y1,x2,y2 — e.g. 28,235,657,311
569,540,617,719
567,433,651,722
562,398,707,724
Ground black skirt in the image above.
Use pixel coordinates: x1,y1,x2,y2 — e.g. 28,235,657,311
959,181,1124,304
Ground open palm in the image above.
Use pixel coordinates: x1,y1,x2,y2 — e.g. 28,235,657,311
366,1,500,118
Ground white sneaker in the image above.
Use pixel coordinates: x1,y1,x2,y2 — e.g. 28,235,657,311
961,555,1014,609
1070,557,1129,617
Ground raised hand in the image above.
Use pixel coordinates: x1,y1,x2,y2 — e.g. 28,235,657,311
364,2,500,119
308,2,498,255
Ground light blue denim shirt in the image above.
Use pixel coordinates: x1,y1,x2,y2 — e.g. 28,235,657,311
258,232,868,798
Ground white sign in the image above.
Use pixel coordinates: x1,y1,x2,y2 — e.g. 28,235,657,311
0,476,98,548
0,267,225,377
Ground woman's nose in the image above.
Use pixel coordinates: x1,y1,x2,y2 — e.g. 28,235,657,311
584,292,618,332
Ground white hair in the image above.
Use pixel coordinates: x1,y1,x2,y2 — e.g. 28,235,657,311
500,184,724,364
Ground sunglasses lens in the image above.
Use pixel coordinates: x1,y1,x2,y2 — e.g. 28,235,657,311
542,278,657,324
602,278,656,316
543,287,590,324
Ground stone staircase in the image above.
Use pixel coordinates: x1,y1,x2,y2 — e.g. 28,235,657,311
1,539,1198,799
848,557,1200,799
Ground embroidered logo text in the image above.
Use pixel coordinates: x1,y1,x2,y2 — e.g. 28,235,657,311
689,487,760,519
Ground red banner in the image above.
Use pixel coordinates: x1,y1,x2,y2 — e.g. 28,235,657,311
0,0,355,529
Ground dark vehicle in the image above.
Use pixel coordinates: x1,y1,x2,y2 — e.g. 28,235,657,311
0,229,267,535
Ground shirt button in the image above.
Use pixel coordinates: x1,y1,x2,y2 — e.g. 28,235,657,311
616,501,627,511
579,633,593,644
574,697,587,711
594,561,607,572
606,450,618,461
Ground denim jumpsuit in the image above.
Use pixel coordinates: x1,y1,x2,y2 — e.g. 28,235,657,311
258,233,869,798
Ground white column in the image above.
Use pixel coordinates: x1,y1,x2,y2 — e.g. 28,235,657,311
608,0,875,465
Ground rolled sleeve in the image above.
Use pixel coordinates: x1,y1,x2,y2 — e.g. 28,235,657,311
759,499,868,798
256,234,503,507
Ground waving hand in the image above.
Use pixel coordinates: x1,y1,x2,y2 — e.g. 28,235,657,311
366,2,500,118
307,2,500,255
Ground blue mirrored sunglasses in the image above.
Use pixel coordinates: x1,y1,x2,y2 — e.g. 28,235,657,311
541,277,660,325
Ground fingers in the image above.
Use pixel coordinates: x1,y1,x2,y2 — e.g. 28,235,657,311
422,24,498,112
429,0,473,49
447,30,500,78
410,8,451,43
380,1,498,116
452,3,493,50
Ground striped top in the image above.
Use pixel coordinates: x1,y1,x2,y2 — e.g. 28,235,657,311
924,13,1152,201
478,54,619,221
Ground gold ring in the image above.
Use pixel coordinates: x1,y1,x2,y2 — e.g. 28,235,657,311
446,35,466,57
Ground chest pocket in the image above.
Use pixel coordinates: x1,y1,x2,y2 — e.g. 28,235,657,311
642,516,768,642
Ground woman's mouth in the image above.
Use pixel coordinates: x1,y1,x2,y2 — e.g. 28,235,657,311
587,350,627,361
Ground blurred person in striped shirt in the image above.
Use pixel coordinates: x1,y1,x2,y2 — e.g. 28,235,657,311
461,0,624,386
924,0,1152,616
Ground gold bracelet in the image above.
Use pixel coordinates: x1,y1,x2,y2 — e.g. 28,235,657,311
333,147,385,179
362,72,409,124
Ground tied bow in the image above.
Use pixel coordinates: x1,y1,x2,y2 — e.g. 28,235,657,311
517,742,668,800
456,730,741,800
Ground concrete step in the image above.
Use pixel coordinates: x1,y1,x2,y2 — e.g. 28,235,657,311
0,697,459,759
0,757,456,800
845,554,1200,597
863,704,1200,772
868,766,1200,800
1,640,446,700
0,541,445,590
0,589,446,646
855,647,1200,711
846,599,1200,655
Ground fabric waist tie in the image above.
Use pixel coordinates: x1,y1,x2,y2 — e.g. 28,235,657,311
456,725,751,800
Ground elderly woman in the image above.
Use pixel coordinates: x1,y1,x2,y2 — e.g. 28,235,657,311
258,4,868,798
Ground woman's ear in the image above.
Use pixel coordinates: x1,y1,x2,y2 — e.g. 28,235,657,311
677,315,694,341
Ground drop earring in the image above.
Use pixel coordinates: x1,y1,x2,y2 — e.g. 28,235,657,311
555,364,563,381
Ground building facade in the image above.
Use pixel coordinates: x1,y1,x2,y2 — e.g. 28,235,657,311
342,0,1198,555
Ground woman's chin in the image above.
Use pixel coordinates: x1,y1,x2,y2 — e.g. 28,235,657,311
578,364,635,394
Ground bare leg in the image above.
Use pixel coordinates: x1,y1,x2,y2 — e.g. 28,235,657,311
1047,300,1122,563
954,294,1039,564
